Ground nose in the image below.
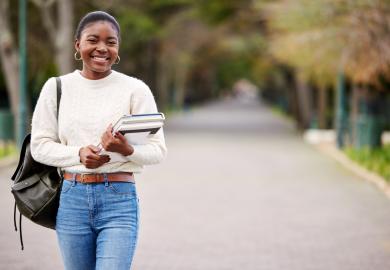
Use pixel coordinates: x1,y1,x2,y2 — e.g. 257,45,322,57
96,42,108,52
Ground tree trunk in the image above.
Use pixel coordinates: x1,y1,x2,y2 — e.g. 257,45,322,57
0,1,19,118
173,54,190,109
350,85,360,144
285,72,300,128
318,85,327,129
156,54,171,111
55,0,74,74
34,0,74,74
173,63,188,109
354,88,384,148
295,77,313,129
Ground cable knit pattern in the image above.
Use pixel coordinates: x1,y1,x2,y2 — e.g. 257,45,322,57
31,70,167,174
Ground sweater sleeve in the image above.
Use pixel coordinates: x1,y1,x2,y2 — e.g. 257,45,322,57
30,77,82,167
125,82,167,165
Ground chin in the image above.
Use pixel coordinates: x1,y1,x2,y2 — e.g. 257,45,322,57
91,66,111,73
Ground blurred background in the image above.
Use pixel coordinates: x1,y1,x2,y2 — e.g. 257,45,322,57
0,0,389,177
1,0,390,269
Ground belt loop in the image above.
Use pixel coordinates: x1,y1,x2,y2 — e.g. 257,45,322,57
104,173,109,187
72,173,76,186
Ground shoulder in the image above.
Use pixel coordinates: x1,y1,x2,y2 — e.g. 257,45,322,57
38,77,58,100
113,71,152,96
59,71,78,81
38,71,77,101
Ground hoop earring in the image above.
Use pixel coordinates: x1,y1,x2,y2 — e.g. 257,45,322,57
114,56,120,64
74,51,82,61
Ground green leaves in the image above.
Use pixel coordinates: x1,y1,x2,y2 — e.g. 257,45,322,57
345,145,390,181
267,0,390,88
196,0,241,24
118,10,158,43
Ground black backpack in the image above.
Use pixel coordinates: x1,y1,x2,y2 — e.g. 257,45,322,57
11,77,62,250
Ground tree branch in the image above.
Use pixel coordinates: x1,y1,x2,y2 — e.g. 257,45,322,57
30,0,57,46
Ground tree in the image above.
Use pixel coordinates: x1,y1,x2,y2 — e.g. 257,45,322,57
0,1,20,118
31,0,74,74
267,0,390,141
268,0,390,89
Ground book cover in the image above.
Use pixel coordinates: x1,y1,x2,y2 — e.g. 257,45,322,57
97,113,165,162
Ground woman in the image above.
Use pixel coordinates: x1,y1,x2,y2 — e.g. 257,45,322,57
31,11,166,270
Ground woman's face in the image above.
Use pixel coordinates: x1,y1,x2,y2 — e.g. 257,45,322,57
75,21,119,80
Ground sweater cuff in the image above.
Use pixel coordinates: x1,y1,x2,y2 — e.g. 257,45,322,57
126,144,145,164
67,146,83,165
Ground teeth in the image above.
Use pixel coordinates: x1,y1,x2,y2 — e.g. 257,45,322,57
92,56,109,62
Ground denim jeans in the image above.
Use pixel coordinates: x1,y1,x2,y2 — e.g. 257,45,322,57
56,176,139,270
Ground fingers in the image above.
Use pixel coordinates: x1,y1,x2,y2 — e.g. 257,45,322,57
106,123,113,133
84,155,110,169
101,130,112,145
100,125,131,155
101,124,116,149
89,145,101,153
101,131,123,150
115,131,127,143
85,145,103,160
80,145,111,169
100,155,110,163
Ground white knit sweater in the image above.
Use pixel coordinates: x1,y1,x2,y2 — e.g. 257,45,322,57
31,70,167,174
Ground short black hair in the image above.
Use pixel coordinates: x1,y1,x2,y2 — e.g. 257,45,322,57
75,11,121,41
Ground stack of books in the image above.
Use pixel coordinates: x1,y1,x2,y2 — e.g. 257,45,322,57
111,112,165,145
97,113,165,161
112,113,165,137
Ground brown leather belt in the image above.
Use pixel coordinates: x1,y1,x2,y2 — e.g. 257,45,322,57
63,172,134,183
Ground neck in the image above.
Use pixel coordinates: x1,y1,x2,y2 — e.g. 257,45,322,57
80,69,112,80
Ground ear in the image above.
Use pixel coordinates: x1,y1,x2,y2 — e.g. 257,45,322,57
75,40,80,51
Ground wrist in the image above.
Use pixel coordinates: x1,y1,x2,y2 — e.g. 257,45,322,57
122,145,134,156
78,147,84,162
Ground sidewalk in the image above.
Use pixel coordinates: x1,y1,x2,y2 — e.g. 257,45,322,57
1,97,390,269
132,97,390,270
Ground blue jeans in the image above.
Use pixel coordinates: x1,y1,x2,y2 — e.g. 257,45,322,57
56,177,139,270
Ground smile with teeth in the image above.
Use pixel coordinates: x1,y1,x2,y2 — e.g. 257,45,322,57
92,56,110,62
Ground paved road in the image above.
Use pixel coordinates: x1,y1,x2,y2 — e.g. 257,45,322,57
1,97,390,269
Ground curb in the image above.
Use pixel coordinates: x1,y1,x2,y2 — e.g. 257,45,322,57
315,143,390,200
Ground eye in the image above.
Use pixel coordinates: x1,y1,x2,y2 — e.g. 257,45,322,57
87,39,97,43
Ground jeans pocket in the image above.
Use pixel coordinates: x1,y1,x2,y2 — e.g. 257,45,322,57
108,182,137,197
61,180,73,194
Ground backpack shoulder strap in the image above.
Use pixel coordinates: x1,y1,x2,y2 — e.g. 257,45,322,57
12,78,62,181
55,77,62,119
11,134,31,180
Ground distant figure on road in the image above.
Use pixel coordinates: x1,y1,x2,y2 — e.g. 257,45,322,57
232,78,258,102
30,11,167,270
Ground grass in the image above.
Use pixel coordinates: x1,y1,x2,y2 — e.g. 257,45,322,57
0,143,17,159
344,144,390,182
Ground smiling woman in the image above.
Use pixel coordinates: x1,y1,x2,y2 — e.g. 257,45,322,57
30,11,167,270
75,20,119,79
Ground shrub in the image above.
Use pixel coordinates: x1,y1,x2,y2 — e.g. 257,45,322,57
344,145,390,182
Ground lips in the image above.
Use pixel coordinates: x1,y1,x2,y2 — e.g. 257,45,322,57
91,55,110,63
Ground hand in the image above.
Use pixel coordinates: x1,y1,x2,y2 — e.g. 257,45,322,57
101,124,134,156
79,145,110,169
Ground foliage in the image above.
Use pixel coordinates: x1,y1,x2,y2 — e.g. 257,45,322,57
0,0,272,112
345,145,390,181
196,0,244,24
0,143,16,159
267,0,390,89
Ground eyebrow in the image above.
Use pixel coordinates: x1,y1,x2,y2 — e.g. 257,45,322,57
86,34,118,40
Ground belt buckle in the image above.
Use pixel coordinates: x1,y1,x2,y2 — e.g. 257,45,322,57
80,173,88,183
